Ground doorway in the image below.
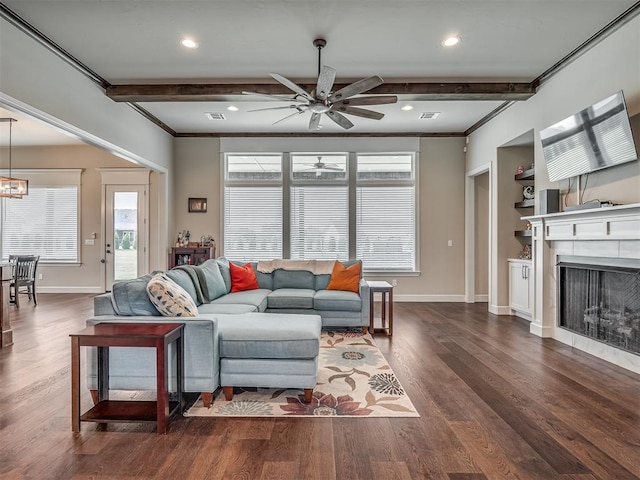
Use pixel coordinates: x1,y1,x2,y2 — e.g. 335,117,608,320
474,172,490,302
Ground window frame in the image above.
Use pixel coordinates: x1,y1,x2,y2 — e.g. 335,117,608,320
221,152,419,273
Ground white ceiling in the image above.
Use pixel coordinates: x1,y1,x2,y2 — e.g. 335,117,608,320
1,0,638,140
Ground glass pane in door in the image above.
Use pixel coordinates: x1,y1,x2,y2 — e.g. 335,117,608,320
113,192,138,281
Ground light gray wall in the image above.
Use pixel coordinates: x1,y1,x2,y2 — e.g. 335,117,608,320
172,138,222,252
467,15,640,312
0,16,173,172
172,136,467,300
474,172,489,298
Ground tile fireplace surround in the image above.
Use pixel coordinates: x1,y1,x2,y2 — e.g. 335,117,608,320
526,203,640,375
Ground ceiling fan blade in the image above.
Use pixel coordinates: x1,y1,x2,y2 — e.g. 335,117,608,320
242,91,306,103
316,66,336,101
334,95,397,106
322,165,343,171
272,109,305,125
247,105,306,112
328,75,384,102
325,110,354,129
334,106,384,120
247,105,304,112
269,73,314,101
309,112,321,130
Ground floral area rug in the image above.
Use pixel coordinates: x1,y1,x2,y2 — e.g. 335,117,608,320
183,331,419,417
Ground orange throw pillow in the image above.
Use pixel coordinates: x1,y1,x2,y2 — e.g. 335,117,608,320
327,261,361,293
229,262,259,292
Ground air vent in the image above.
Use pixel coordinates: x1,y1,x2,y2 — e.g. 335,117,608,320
419,112,441,119
205,112,226,120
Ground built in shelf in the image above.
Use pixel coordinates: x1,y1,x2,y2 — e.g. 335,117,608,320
515,199,535,208
514,230,533,237
514,168,535,181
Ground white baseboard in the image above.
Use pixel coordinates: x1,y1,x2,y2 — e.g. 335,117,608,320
529,323,553,338
512,310,532,322
394,294,466,302
36,286,104,294
489,304,512,315
474,294,488,302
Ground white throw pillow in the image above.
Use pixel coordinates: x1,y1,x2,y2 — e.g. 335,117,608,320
146,273,198,317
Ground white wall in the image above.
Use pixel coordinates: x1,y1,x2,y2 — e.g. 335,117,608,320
0,16,173,173
467,15,640,312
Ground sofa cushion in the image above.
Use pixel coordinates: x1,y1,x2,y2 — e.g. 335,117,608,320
314,289,362,312
165,268,201,305
315,273,331,290
254,263,273,290
146,273,198,317
217,313,321,359
230,262,260,292
209,289,271,311
267,288,315,309
273,269,315,290
327,261,361,293
194,259,227,301
110,273,160,316
215,257,232,293
197,303,258,314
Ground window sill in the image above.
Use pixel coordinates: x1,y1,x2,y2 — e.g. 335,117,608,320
364,270,421,277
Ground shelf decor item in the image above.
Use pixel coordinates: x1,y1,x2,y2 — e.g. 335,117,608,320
188,198,207,213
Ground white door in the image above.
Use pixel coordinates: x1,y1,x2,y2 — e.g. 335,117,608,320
105,185,146,290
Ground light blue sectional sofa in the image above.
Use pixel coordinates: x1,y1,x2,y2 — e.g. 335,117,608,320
88,258,370,406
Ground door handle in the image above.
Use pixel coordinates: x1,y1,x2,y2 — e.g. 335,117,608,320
100,259,106,264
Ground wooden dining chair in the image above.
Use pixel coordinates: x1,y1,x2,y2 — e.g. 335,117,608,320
9,255,40,308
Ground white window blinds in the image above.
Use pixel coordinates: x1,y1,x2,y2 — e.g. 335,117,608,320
291,186,349,261
356,186,415,270
2,186,79,262
223,186,283,261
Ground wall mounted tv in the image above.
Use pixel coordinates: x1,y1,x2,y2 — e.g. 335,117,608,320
541,91,638,182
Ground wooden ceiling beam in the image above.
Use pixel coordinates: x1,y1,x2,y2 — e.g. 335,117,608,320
106,82,535,102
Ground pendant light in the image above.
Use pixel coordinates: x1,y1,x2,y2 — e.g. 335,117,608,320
0,118,29,199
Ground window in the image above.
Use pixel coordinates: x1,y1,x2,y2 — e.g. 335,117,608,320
356,155,416,271
222,152,417,271
290,154,348,260
2,185,79,263
223,155,283,261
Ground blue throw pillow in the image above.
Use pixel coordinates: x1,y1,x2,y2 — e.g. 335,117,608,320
196,259,227,301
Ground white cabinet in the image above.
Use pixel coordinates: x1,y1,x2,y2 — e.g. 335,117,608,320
509,259,533,319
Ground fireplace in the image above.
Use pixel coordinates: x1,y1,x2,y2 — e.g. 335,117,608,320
558,256,640,355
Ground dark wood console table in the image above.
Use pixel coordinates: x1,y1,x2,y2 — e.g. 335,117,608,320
70,322,184,434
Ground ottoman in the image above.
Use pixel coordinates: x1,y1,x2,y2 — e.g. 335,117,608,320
216,313,322,403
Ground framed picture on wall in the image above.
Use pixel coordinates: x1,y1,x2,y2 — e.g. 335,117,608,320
188,197,207,213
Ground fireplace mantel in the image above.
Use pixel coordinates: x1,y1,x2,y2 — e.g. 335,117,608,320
525,202,640,241
525,203,640,374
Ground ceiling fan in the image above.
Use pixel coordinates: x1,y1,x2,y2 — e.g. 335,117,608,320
243,39,398,130
301,156,344,176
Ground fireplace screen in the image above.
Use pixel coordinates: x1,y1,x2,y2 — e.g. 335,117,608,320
559,260,640,355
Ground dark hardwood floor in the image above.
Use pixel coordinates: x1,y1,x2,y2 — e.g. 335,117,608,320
1,295,639,479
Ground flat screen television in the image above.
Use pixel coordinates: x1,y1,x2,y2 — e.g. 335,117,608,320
541,91,638,182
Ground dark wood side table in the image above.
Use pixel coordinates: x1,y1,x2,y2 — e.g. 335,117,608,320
70,322,184,434
368,281,394,336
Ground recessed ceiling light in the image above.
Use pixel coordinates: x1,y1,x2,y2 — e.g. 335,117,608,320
401,105,414,111
181,37,199,49
227,105,239,112
442,36,461,47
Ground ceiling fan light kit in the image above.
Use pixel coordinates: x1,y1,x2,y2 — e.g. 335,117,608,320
244,39,397,130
